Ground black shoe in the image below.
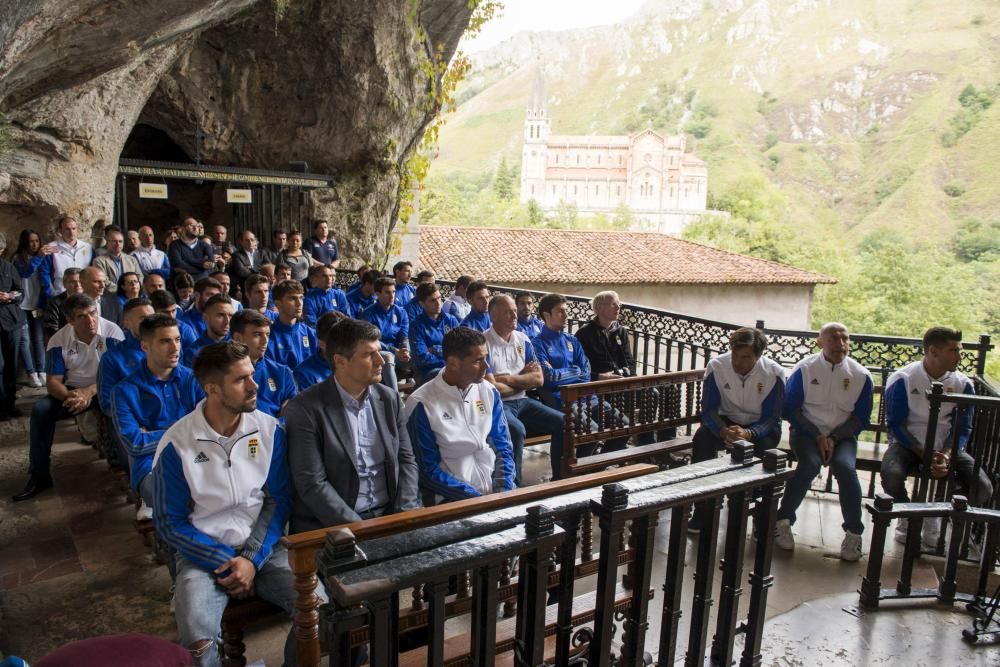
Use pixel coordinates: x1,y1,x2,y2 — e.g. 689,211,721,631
12,475,53,502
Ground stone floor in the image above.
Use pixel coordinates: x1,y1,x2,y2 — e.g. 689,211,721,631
0,389,997,665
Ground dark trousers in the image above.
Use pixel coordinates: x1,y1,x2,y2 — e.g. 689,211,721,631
880,443,994,506
690,425,780,526
503,397,564,485
0,327,18,414
28,394,93,477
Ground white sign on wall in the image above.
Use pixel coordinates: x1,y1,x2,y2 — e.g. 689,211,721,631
226,189,253,204
139,183,168,199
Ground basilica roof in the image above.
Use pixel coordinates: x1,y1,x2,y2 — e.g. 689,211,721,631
420,226,836,286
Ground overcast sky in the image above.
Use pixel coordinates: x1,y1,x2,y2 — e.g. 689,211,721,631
460,0,648,53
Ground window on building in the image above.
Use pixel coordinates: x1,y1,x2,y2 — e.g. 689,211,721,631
574,185,578,195
576,155,580,165
597,155,601,165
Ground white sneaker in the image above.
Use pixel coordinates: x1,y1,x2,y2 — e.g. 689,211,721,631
922,517,941,550
29,372,43,388
840,532,863,562
136,500,153,521
39,372,46,383
966,539,983,563
774,519,794,551
894,518,908,545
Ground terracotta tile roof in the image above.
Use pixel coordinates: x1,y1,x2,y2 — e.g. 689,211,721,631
420,226,836,286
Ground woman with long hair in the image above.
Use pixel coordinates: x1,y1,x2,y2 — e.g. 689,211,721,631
12,229,52,387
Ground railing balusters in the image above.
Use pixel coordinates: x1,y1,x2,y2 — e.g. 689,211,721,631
657,504,689,666
470,564,498,667
424,578,447,667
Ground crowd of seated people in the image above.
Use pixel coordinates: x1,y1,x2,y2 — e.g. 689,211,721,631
5,213,990,665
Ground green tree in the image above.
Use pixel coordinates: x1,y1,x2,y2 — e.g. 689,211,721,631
526,199,544,227
611,202,635,230
493,155,515,201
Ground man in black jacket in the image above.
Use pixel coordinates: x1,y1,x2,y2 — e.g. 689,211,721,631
43,267,84,340
0,256,25,419
227,229,260,296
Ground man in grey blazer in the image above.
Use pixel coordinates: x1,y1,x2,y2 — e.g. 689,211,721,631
285,318,420,533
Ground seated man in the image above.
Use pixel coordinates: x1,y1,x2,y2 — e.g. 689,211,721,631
150,289,198,351
345,264,370,296
208,271,241,311
689,327,785,532
361,277,410,392
392,260,415,307
230,310,297,418
43,267,84,340
533,293,628,474
404,269,435,324
459,281,491,332
80,266,122,325
142,272,166,296
406,327,515,502
776,322,873,562
182,294,233,367
302,264,348,326
442,274,473,321
285,318,421,532
13,294,124,501
293,311,344,390
182,277,223,338
152,342,301,667
243,273,278,320
485,294,563,486
266,279,317,370
408,282,459,386
515,292,543,339
112,314,203,521
882,326,993,549
346,268,379,317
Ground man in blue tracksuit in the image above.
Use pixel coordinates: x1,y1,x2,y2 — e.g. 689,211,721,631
776,322,874,562
112,314,203,520
689,327,786,532
392,260,415,307
408,283,459,386
302,265,348,326
150,289,198,351
97,298,153,414
515,292,543,339
182,293,234,367
346,269,379,317
266,279,317,370
403,270,436,325
459,281,491,332
292,311,343,391
231,309,297,418
361,276,410,391
182,277,223,339
405,327,515,502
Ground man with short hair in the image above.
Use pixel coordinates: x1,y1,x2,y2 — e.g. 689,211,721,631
266,280,317,370
882,327,993,549
80,266,123,324
574,291,636,381
775,322,873,562
112,314,203,520
13,294,124,501
168,216,215,282
688,327,786,532
132,225,170,280
40,215,93,298
43,267,84,339
346,269,379,317
228,229,259,295
183,294,234,366
230,309,297,418
97,298,153,415
406,327,515,502
286,318,421,532
259,262,276,287
303,265,349,326
409,282,460,386
460,281,491,332
443,275,473,321
404,270,436,324
293,311,344,390
150,289,198,351
244,273,278,319
392,261,415,306
92,225,143,294
361,277,410,392
142,272,166,295
208,271,242,310
211,224,234,257
152,342,302,667
182,277,223,338
485,294,563,486
259,229,287,266
515,292,543,339
303,219,340,268
345,264,370,296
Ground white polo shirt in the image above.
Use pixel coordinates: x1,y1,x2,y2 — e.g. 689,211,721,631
484,327,537,402
46,319,125,387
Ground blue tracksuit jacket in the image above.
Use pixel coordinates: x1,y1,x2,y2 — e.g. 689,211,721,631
266,319,317,369
253,357,297,418
361,303,409,353
292,352,331,391
409,311,460,377
97,333,145,413
533,326,591,405
302,287,349,327
460,310,492,333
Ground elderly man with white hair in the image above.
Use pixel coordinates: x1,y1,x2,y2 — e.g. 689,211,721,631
775,322,873,562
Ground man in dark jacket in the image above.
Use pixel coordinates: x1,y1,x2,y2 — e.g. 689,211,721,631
0,256,25,419
167,216,215,282
43,267,84,340
227,229,260,296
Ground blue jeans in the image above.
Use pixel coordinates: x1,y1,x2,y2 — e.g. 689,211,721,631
503,397,564,485
778,431,864,535
13,322,37,374
880,443,993,506
380,352,398,392
174,547,308,667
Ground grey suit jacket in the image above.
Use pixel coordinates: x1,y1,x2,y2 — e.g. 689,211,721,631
284,377,421,533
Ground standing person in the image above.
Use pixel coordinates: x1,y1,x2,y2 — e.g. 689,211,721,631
266,280,317,369
168,216,215,282
211,225,234,257
360,277,409,392
882,327,993,550
459,281,491,332
0,253,25,418
227,230,259,296
775,322,874,562
391,261,415,307
442,275,474,321
92,225,143,294
276,231,312,283
303,219,339,268
230,309,297,418
259,229,287,266
132,225,171,281
39,215,93,298
405,327,515,502
43,268,84,340
302,265,348,326
515,292,543,339
285,318,421,532
151,342,302,667
12,294,124,501
12,229,52,387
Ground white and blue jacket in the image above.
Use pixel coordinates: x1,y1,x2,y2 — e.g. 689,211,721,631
302,287,349,327
442,294,471,321
292,352,331,391
785,352,873,440
460,310,491,333
885,360,974,452
132,246,170,280
40,239,93,297
96,333,145,413
410,311,460,377
702,353,786,441
152,404,290,572
266,319,317,370
253,357,297,418
405,374,515,500
533,326,591,405
112,363,203,489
